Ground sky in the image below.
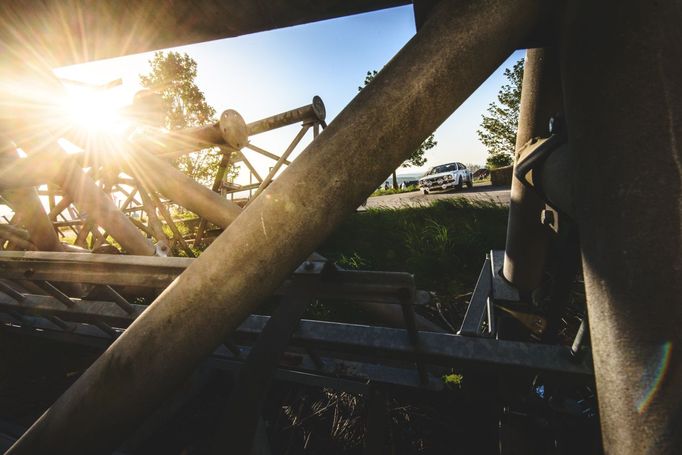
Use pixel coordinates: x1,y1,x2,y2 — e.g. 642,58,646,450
54,5,525,182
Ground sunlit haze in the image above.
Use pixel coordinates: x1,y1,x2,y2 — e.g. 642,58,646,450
53,5,524,182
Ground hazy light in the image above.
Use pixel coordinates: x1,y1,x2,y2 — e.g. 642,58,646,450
57,138,84,154
62,87,128,133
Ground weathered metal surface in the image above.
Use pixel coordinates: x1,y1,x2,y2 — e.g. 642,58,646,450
246,97,326,136
123,147,243,228
0,298,592,377
560,1,682,453
0,1,410,67
7,1,543,452
0,291,142,328
244,143,291,166
0,147,63,252
502,48,561,292
211,293,313,454
0,314,438,392
0,155,54,190
249,125,311,201
55,158,155,256
490,249,520,302
0,251,191,288
0,252,419,306
237,316,593,376
1,188,63,253
219,109,249,149
458,257,492,336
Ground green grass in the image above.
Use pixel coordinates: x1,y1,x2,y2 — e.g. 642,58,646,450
370,184,419,196
319,198,508,300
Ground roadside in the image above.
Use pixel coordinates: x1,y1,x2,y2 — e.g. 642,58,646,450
361,182,510,210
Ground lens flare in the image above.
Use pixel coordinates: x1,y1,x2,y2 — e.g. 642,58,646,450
636,341,673,414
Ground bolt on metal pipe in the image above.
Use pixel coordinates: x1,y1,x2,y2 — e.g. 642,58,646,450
7,0,543,452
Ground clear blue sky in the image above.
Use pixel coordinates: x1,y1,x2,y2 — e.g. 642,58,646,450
55,5,524,180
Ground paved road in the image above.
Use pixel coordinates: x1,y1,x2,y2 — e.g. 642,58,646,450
362,183,510,210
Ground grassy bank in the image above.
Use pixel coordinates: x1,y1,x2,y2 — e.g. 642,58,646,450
370,184,419,196
319,198,508,302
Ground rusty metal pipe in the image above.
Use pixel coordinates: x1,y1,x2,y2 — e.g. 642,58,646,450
8,1,542,452
2,188,63,252
246,96,326,136
55,158,155,256
560,1,682,453
0,147,64,253
502,47,561,292
0,152,57,190
122,148,243,229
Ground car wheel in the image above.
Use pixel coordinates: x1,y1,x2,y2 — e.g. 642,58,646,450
456,177,463,190
422,189,429,195
466,176,473,188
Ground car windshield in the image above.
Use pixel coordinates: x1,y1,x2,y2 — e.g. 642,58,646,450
425,163,457,175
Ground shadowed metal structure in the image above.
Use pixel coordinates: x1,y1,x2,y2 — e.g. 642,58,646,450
0,0,679,454
0,0,410,67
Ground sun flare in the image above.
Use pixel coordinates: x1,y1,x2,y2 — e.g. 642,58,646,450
63,88,126,133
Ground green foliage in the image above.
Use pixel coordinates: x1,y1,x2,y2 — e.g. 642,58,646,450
319,198,508,303
140,52,215,129
486,153,513,169
477,59,524,169
335,252,368,270
140,51,233,185
442,372,464,389
359,70,436,168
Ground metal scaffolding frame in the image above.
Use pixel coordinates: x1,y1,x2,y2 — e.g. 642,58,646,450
0,0,679,453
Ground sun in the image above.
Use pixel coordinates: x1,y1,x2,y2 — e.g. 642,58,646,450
61,84,130,135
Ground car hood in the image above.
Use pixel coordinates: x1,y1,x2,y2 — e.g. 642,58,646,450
421,171,455,180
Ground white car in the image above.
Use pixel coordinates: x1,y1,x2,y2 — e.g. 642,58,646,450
418,162,473,195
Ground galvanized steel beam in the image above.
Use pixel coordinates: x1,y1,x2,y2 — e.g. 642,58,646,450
7,1,543,452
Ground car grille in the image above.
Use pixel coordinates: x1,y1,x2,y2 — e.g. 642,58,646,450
422,176,452,187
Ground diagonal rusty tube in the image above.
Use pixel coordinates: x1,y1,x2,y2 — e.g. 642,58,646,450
121,147,243,229
7,0,543,452
55,157,155,256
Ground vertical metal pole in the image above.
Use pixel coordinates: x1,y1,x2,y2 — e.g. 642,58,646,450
8,1,543,452
560,2,681,453
502,47,562,292
194,152,231,247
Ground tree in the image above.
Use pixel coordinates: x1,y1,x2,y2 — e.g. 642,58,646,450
359,70,437,188
139,51,229,184
477,59,524,169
